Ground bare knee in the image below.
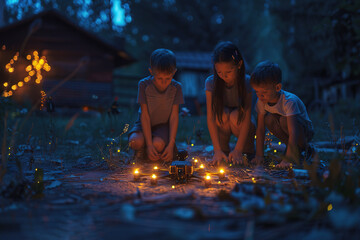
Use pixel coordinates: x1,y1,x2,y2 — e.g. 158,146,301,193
129,132,144,150
264,114,278,132
229,110,241,126
216,110,230,128
152,137,165,152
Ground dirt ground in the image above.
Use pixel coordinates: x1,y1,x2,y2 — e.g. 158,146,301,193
1,144,359,240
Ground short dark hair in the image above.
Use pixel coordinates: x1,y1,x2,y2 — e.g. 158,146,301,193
250,60,282,86
150,48,176,73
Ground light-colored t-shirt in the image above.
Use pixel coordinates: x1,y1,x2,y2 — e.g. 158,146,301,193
255,90,312,124
137,76,184,127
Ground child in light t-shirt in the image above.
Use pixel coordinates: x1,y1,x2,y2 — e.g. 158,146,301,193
250,60,314,168
128,49,184,162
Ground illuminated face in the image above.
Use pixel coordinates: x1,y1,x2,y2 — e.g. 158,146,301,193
252,83,282,104
149,68,177,92
214,61,241,87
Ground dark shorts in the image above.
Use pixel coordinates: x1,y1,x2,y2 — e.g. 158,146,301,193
128,118,169,145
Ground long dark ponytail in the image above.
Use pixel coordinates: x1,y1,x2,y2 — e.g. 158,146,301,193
212,41,246,124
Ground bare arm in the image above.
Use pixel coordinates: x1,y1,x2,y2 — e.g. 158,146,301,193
140,103,159,160
161,104,179,161
234,89,252,152
206,91,228,164
286,115,299,161
206,91,221,151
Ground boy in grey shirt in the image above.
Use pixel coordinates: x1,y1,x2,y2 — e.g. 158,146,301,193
250,60,314,168
128,49,184,162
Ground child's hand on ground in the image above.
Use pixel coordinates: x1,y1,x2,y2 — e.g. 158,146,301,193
211,150,228,166
276,160,291,169
229,149,243,165
161,145,173,162
147,145,160,161
251,155,264,165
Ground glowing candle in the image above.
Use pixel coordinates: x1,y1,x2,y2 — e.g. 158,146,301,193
192,158,199,167
219,168,226,180
133,168,140,181
205,174,211,188
150,174,157,185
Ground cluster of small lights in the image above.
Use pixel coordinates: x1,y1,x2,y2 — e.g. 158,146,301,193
2,50,51,97
5,51,18,73
40,90,47,110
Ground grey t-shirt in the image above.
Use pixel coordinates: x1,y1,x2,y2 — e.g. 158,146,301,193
205,74,256,111
137,76,184,127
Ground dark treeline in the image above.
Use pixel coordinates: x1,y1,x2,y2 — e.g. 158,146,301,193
2,0,360,103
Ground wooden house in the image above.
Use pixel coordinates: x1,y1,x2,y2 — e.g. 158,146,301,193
310,77,360,110
174,51,213,115
0,9,134,110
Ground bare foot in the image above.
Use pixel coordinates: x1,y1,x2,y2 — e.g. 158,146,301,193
276,160,291,169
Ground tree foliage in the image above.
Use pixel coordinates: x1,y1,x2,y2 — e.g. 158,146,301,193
3,0,359,100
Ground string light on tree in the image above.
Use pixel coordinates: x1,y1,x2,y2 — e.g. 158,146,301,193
40,90,47,110
2,49,51,97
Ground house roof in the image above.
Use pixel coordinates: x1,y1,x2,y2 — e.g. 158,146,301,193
0,9,135,66
175,52,213,70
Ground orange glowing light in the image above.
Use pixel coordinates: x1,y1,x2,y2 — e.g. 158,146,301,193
39,59,45,65
194,159,198,163
199,164,204,169
6,63,11,69
10,59,14,64
3,82,8,87
11,85,17,90
152,174,157,179
18,82,24,87
206,175,211,180
13,56,18,61
33,51,38,56
82,106,89,112
153,166,158,170
134,169,139,174
1,45,5,50
26,55,31,60
8,68,14,73
8,91,13,96
24,76,30,82
172,185,175,189
29,70,35,76
35,79,41,84
32,60,38,66
219,169,224,174
26,65,32,72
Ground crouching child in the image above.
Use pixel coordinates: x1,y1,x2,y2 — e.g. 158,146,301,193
250,60,314,168
128,49,184,162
